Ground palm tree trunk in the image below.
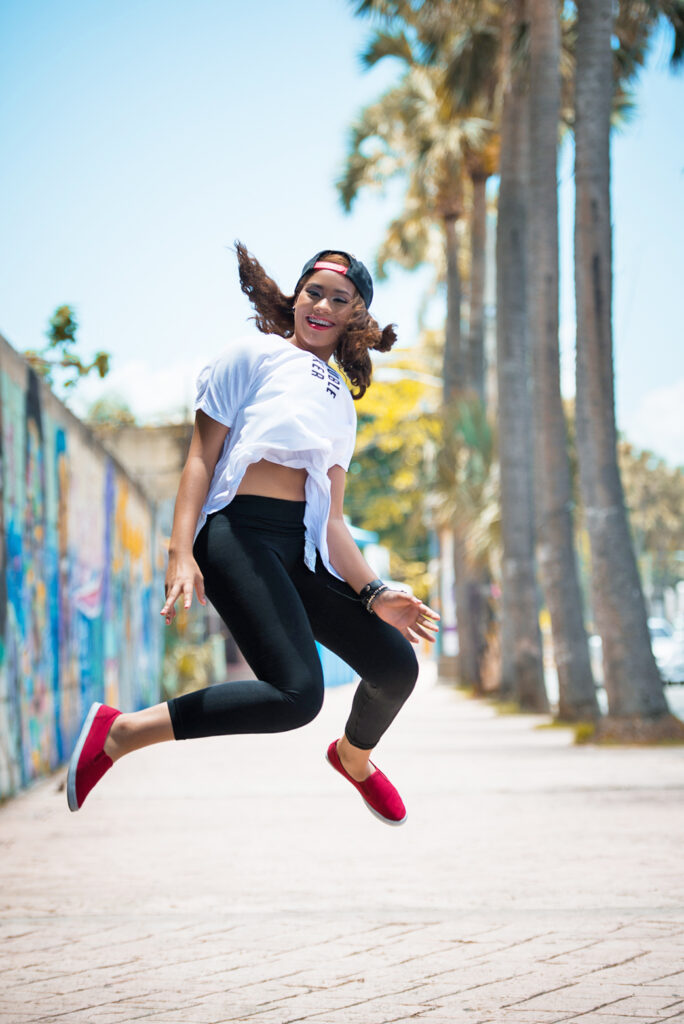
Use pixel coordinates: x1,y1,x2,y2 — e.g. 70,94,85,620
495,0,547,709
442,212,483,689
453,532,481,688
443,214,463,404
528,0,599,721
462,170,491,693
574,0,671,731
468,172,488,403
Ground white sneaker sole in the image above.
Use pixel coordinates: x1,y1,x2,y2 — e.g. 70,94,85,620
325,751,407,827
66,702,102,812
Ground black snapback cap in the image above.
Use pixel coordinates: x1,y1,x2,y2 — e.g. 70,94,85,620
295,249,374,308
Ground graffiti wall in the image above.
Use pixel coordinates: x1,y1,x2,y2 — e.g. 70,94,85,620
0,335,163,798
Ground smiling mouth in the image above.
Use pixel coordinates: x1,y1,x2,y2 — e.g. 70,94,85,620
306,316,335,331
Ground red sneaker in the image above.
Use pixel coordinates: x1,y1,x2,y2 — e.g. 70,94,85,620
67,702,121,812
326,739,407,826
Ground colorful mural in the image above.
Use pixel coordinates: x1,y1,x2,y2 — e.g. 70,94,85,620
0,340,163,799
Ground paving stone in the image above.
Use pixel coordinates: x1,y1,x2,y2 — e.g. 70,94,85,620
597,994,684,1016
3,666,684,1024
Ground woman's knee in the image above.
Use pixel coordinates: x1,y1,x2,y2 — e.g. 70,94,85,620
281,671,324,729
381,644,419,701
399,655,419,700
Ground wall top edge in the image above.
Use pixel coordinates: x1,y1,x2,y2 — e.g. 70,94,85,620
0,331,159,510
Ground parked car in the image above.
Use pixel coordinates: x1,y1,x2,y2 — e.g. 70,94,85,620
588,618,684,687
648,617,684,684
660,648,684,685
648,617,674,661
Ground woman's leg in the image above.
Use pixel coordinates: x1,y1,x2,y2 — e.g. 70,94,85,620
68,500,324,811
104,703,174,762
105,505,324,758
293,559,419,775
166,506,324,741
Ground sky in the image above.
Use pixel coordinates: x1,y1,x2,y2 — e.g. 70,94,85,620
1,0,682,466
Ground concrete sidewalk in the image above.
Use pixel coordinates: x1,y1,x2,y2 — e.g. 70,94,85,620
2,666,684,1024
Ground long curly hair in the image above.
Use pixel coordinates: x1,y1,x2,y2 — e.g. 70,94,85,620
234,241,397,399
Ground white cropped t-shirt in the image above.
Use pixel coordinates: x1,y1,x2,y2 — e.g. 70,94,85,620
193,334,357,579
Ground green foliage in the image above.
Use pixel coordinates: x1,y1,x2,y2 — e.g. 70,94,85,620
573,721,598,744
23,304,111,393
337,57,492,284
47,305,79,347
433,397,500,568
86,396,137,427
565,397,683,594
491,698,523,716
613,0,684,77
162,639,215,700
345,345,502,597
360,28,415,67
618,440,684,591
344,352,441,599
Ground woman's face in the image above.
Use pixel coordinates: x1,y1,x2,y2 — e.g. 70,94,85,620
292,268,357,361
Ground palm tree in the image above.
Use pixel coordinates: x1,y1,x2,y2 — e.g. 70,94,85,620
465,149,494,405
495,0,548,709
338,66,488,402
349,2,525,694
422,0,596,716
338,64,494,688
527,0,599,720
573,0,682,737
354,1,502,407
378,0,552,710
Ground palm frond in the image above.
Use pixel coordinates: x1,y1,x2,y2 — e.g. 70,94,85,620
657,0,684,65
360,29,415,67
375,210,440,278
351,0,417,24
336,80,419,208
431,398,498,542
610,87,639,129
444,26,500,113
336,150,401,210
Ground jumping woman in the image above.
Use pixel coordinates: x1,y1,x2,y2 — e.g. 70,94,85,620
67,244,439,825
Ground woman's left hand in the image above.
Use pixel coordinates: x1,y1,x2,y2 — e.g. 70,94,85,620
372,590,440,645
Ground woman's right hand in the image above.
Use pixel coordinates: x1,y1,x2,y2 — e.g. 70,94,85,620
161,411,227,625
161,553,207,624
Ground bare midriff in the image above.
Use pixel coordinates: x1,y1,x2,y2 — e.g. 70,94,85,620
235,459,308,501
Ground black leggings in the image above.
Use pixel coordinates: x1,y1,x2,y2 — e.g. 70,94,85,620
166,495,418,749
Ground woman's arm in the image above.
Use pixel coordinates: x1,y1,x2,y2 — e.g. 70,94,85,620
161,409,229,623
327,466,439,645
326,465,380,594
